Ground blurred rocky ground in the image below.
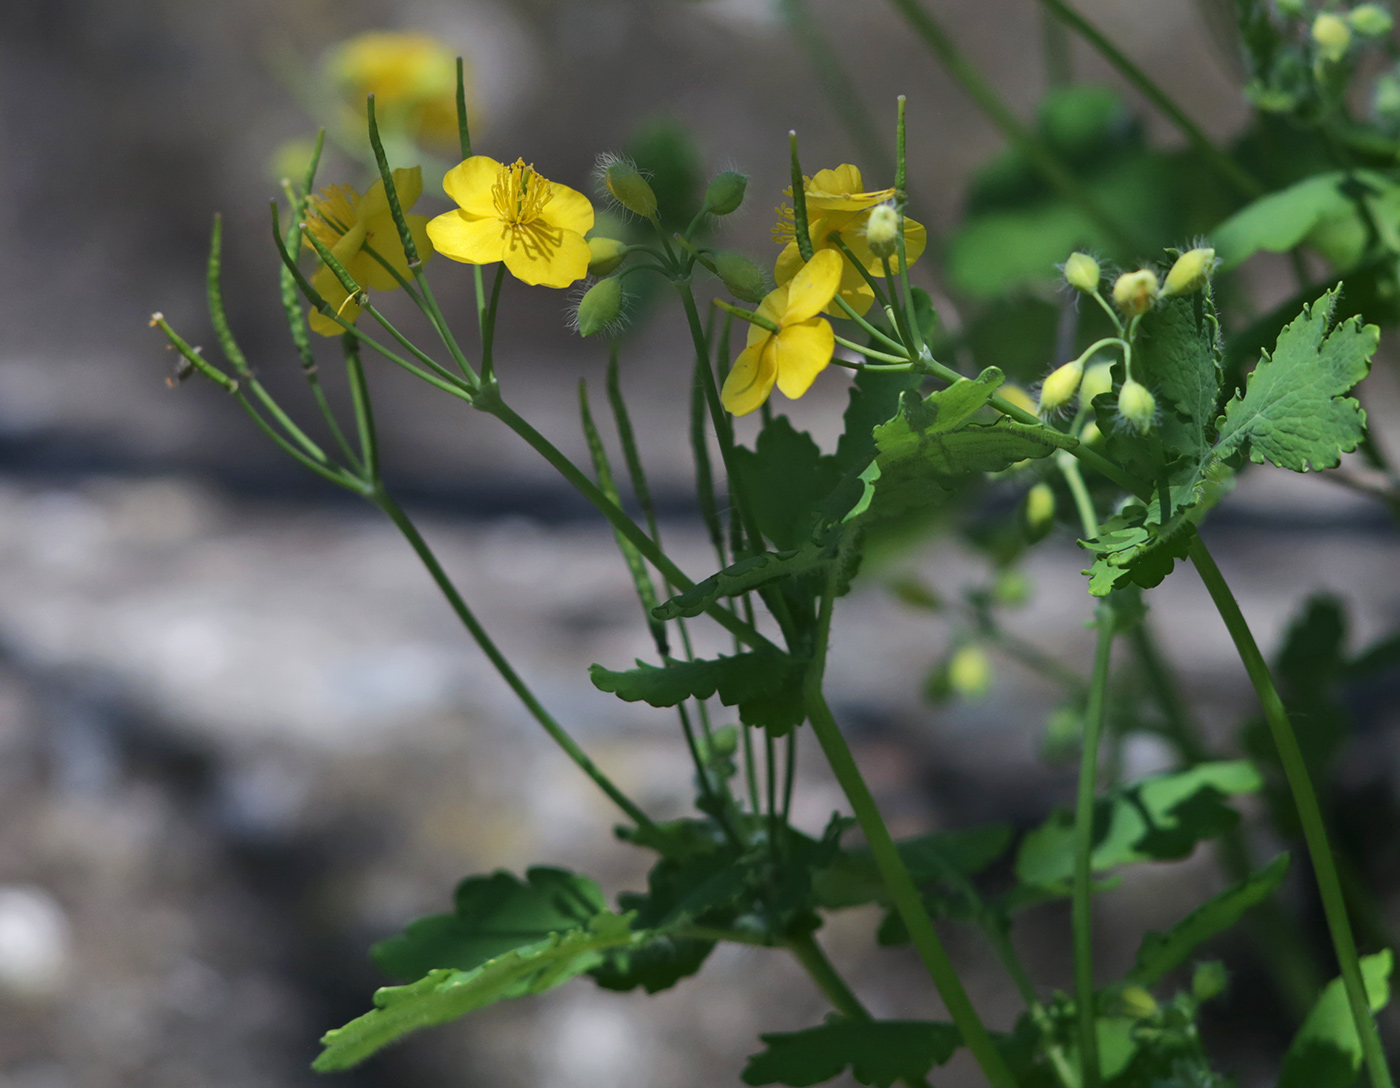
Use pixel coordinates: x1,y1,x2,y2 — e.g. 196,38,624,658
1,0,1398,1086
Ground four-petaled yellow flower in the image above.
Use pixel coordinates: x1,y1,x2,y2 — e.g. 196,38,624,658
328,31,466,150
773,164,927,316
721,249,842,416
304,166,433,338
427,156,595,288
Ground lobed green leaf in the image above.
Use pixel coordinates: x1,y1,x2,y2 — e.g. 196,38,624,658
1276,950,1394,1088
742,1019,962,1088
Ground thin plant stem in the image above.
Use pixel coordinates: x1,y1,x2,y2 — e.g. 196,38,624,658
373,491,657,834
480,265,506,385
342,335,379,481
805,573,1020,1088
984,922,1080,1088
1057,451,1101,542
787,929,869,1018
1187,533,1395,1088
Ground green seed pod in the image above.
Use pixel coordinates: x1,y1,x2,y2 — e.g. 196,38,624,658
1312,12,1353,61
947,644,993,701
587,237,627,277
1079,360,1115,407
1038,359,1084,415
603,158,658,218
1063,251,1101,293
714,251,767,303
1349,3,1394,36
1023,483,1056,542
864,204,900,259
1163,247,1217,296
1117,378,1157,433
703,170,748,216
1112,268,1160,317
575,277,624,337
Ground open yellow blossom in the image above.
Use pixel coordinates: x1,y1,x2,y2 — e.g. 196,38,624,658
772,164,926,316
427,156,594,288
721,249,842,416
328,31,466,149
303,166,433,337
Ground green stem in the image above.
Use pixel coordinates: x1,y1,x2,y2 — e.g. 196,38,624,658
787,930,870,1019
1033,0,1262,198
1057,451,1101,542
985,922,1080,1088
1187,533,1394,1088
480,264,505,384
885,0,1139,252
373,490,657,834
805,576,1020,1088
343,335,379,481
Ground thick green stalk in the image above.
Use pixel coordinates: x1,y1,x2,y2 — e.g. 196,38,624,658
373,490,656,834
1187,534,1394,1088
805,579,1020,1088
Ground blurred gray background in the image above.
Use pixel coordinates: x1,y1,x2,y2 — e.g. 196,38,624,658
1,1,1397,1085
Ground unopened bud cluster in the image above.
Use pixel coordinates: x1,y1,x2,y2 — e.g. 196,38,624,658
1113,269,1160,317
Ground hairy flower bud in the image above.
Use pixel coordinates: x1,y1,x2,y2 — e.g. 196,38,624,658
1112,269,1160,317
1079,360,1115,407
1038,360,1084,415
1117,378,1157,433
1163,247,1217,296
1023,482,1056,542
587,237,627,277
1312,12,1353,61
703,170,748,216
602,158,658,218
1349,3,1394,36
947,645,993,701
575,277,624,337
713,251,767,303
864,204,901,259
1063,251,1101,293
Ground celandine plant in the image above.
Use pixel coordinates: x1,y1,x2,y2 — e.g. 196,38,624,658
154,4,1400,1083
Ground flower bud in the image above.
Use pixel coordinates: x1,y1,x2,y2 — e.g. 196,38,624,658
1038,359,1084,415
1000,384,1039,416
1192,961,1228,1003
1023,483,1056,542
602,158,658,218
865,204,900,259
1276,0,1305,17
1119,986,1159,1020
587,237,627,277
1079,420,1103,446
947,645,993,701
1117,378,1156,433
1349,3,1393,36
575,277,624,337
713,251,767,303
1079,360,1115,407
1312,12,1352,61
1112,269,1160,317
993,570,1031,606
703,170,748,216
1163,247,1216,296
1063,252,1101,293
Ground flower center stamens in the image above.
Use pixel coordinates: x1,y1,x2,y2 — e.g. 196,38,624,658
492,158,554,227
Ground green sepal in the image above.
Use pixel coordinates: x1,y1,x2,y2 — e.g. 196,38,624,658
742,1019,962,1088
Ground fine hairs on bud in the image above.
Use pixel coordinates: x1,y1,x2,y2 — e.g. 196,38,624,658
1163,247,1217,296
1117,377,1157,434
594,153,658,219
704,170,748,217
1038,359,1084,416
1063,252,1101,293
1112,268,1160,317
571,276,628,338
864,203,900,259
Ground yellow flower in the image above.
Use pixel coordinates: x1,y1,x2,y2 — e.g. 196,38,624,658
427,156,594,288
303,166,433,337
328,31,465,149
721,249,842,416
772,164,927,316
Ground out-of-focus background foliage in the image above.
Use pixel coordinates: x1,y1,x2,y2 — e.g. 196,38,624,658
1,1,1396,1085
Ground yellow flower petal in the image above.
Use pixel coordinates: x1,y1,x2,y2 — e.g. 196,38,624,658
774,241,804,287
443,155,504,217
721,338,778,415
805,164,895,213
772,318,834,400
784,249,842,325
539,182,595,238
308,265,362,336
355,212,434,290
754,284,788,332
501,224,591,287
426,209,508,266
361,166,425,222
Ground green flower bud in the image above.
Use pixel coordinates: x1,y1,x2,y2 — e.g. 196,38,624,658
1023,483,1056,542
1079,420,1103,446
1163,247,1217,296
993,569,1031,606
602,157,658,218
1117,378,1157,433
1112,268,1160,317
947,645,993,701
1192,961,1229,1003
575,277,624,337
587,237,627,277
703,170,748,216
1312,12,1353,61
1079,360,1115,407
1119,986,1159,1020
713,251,767,303
1063,251,1101,293
1349,3,1394,36
1038,359,1084,415
865,203,900,259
